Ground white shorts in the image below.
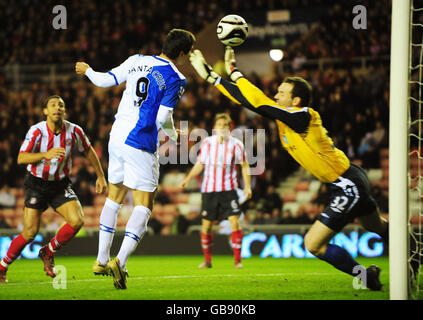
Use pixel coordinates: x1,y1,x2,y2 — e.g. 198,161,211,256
108,138,159,192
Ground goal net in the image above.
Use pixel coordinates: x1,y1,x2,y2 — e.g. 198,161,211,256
409,0,423,299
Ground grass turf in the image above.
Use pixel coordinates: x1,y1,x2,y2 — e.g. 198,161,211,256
0,255,395,300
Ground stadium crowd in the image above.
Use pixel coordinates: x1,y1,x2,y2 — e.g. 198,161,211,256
0,0,391,233
1,0,389,67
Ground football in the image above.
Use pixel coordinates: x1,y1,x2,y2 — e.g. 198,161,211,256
216,14,248,47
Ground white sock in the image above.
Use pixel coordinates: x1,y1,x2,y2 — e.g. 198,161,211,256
116,205,151,269
96,198,121,265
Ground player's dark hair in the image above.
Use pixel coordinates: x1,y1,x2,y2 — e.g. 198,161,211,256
43,95,65,108
162,29,196,59
283,77,312,107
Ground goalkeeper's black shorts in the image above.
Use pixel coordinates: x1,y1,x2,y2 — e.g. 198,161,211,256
317,164,378,232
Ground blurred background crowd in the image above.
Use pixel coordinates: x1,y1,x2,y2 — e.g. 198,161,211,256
0,0,394,234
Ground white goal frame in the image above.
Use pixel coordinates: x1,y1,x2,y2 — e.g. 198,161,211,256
389,0,411,300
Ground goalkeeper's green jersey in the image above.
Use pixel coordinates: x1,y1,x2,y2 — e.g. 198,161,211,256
215,77,350,183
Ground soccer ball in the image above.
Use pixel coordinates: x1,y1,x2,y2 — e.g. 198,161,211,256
216,14,248,47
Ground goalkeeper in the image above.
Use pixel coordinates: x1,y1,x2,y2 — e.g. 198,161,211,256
189,47,389,290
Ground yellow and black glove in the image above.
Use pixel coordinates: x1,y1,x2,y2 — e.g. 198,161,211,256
224,46,244,82
189,49,220,85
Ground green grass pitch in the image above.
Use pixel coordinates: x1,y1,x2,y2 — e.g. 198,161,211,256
0,255,398,300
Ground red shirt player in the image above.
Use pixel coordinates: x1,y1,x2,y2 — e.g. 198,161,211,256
180,113,252,269
0,95,107,283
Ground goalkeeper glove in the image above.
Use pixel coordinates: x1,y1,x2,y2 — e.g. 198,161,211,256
189,50,220,85
224,46,244,82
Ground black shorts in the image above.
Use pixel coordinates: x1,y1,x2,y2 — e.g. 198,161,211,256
200,190,241,221
24,174,79,212
317,164,378,232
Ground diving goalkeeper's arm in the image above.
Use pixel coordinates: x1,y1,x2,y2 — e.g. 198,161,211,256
189,48,310,133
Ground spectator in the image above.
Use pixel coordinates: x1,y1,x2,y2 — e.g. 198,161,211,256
372,185,389,214
251,210,266,225
312,184,329,210
262,185,283,213
279,209,295,225
170,210,190,235
293,205,314,224
0,212,11,229
73,180,94,206
0,184,16,209
147,211,164,234
41,211,61,232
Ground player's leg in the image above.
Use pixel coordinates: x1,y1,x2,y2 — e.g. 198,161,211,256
199,218,214,268
358,206,422,278
53,199,84,247
199,192,217,268
95,140,126,271
305,221,382,290
106,189,155,289
95,182,128,272
37,199,83,277
228,215,243,268
0,207,42,282
221,190,243,268
306,166,382,290
115,189,155,270
357,207,388,242
304,220,362,274
108,147,159,289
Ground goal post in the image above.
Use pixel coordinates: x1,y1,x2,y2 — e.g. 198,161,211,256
389,0,411,300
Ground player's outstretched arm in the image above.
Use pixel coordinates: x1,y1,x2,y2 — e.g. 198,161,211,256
222,47,311,133
189,50,241,105
75,61,118,88
189,48,275,113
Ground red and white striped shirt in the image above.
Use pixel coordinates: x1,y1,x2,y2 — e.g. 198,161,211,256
198,135,246,193
19,120,91,181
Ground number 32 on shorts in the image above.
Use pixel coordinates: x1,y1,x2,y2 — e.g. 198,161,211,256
329,196,349,213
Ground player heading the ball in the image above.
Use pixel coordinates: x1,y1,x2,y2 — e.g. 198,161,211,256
75,29,195,290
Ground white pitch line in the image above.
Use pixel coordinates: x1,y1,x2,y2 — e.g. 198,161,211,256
0,272,336,288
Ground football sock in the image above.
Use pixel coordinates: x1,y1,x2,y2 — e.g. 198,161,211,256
319,244,360,276
97,198,121,265
231,229,243,263
47,223,79,255
201,232,213,263
116,205,151,269
0,234,29,270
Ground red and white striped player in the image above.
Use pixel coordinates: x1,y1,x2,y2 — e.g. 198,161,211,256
0,95,107,283
180,113,252,269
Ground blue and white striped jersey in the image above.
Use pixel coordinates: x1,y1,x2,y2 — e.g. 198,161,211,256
89,54,186,153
